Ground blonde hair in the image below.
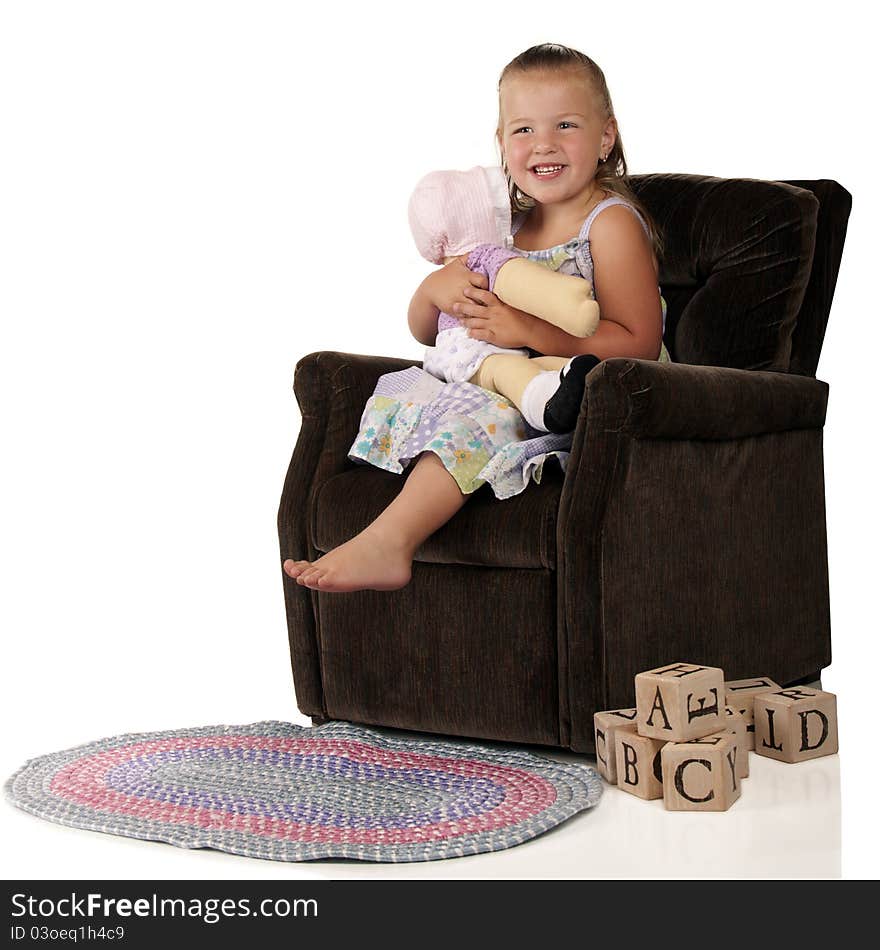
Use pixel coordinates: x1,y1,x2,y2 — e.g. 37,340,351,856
497,43,663,260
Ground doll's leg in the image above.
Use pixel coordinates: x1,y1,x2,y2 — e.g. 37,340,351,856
470,353,566,405
470,353,601,433
470,354,566,431
282,452,467,593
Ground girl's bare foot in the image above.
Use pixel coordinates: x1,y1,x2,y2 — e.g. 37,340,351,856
282,529,412,593
283,453,466,594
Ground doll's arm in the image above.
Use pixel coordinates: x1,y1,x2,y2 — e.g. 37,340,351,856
495,259,600,337
467,245,599,338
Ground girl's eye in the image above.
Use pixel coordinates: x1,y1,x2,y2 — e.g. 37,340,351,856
559,122,576,129
514,127,532,134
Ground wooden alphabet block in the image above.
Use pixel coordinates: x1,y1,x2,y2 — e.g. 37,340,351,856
723,705,750,778
593,708,639,784
615,731,666,800
635,662,725,742
753,687,839,763
661,731,742,812
724,676,781,751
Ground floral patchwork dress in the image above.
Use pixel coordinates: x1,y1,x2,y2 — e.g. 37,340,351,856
348,196,669,500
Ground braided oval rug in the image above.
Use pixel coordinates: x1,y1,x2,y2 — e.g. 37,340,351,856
5,720,603,863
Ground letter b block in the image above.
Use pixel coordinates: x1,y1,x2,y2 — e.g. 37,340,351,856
753,688,839,763
661,731,742,812
615,732,665,800
635,662,725,742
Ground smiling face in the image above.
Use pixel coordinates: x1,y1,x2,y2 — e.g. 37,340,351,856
498,69,617,213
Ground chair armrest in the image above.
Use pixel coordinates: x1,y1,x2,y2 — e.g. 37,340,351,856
277,351,415,719
557,358,831,751
579,357,828,443
294,350,418,433
280,350,417,557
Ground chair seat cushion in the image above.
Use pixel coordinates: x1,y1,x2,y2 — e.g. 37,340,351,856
313,463,563,570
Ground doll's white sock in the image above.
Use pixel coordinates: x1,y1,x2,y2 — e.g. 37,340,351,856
519,370,562,432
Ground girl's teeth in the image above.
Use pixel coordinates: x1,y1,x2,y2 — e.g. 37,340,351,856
534,165,563,175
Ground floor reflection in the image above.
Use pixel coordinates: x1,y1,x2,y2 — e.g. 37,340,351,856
542,750,841,879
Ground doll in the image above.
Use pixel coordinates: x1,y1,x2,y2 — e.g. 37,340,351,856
408,165,600,430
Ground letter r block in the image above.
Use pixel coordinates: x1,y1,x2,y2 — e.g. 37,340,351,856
635,662,725,742
753,688,839,763
661,731,742,812
615,732,666,800
593,708,638,784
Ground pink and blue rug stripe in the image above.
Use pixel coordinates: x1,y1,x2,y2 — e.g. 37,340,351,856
5,721,603,862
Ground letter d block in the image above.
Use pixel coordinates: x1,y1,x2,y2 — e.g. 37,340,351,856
593,708,638,784
635,662,725,742
753,688,839,763
615,732,665,800
661,731,742,812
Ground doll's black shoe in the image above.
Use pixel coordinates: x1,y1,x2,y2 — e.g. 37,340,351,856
543,355,601,433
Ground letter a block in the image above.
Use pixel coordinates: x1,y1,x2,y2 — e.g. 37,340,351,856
615,732,665,800
753,688,839,763
661,731,742,812
593,708,639,784
635,662,725,742
724,676,781,751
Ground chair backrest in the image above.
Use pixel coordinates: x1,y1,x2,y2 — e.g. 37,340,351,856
631,174,851,376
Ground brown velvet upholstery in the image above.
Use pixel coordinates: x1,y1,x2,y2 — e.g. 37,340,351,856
278,174,851,753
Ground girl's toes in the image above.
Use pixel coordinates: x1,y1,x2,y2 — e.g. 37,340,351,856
283,559,309,579
298,566,324,589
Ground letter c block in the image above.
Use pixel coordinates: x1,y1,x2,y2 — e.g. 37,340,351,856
661,731,742,812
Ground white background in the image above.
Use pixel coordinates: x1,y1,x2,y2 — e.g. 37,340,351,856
1,0,876,879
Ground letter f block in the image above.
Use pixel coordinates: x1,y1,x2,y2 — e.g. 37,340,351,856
724,676,781,750
593,708,638,784
635,662,725,742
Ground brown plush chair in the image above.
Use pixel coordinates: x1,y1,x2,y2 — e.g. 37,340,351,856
278,174,851,754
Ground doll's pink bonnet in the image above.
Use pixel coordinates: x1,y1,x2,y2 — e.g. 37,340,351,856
408,166,512,264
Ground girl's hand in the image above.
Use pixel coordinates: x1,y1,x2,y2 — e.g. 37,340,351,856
455,287,534,349
422,258,488,314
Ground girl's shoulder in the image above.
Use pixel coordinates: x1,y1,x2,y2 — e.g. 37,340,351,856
583,196,658,277
580,194,650,242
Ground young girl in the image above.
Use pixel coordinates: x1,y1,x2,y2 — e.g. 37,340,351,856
283,43,667,593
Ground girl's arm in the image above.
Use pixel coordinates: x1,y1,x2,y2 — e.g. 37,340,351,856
460,206,663,360
408,258,490,346
574,205,663,360
408,282,440,346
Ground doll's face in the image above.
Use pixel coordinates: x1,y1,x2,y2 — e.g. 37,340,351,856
498,70,616,209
